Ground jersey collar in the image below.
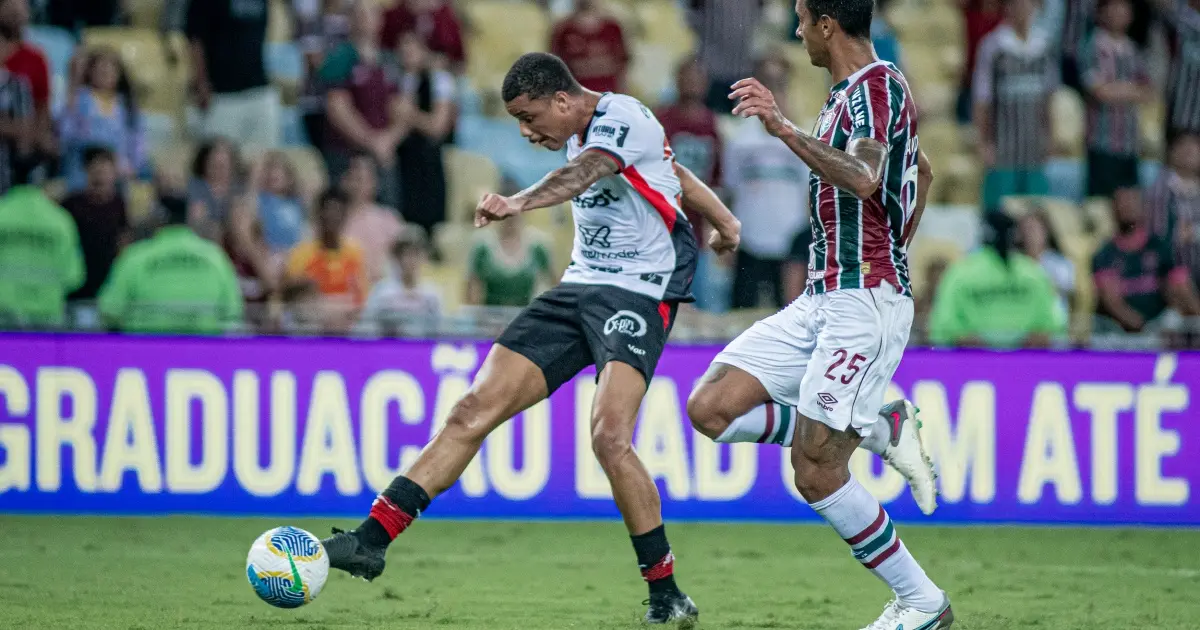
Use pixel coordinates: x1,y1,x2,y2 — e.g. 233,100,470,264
830,59,887,94
580,92,613,145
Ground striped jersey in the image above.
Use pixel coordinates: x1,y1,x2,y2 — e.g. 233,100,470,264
563,93,697,302
972,25,1059,167
1146,168,1200,270
1164,0,1200,136
806,61,919,298
0,69,32,195
1083,30,1150,155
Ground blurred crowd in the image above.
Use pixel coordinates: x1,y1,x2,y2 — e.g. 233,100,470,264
0,0,1196,349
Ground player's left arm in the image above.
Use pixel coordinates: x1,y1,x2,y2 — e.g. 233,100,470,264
475,151,619,227
903,149,933,247
675,162,740,254
730,77,887,200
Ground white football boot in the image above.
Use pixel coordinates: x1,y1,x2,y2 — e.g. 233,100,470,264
861,594,955,630
878,400,939,515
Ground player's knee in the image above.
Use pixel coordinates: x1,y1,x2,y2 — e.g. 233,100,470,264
686,385,731,439
442,392,497,444
590,415,634,467
791,441,851,501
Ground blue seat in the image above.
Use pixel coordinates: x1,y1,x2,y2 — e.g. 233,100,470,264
265,41,304,83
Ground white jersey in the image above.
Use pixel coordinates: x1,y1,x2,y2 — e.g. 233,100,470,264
562,93,697,302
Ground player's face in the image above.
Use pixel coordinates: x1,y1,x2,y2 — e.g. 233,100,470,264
506,93,574,151
795,1,831,68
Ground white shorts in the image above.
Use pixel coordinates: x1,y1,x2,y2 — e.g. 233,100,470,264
713,283,913,436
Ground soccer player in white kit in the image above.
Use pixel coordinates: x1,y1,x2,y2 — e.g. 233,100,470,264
686,0,954,628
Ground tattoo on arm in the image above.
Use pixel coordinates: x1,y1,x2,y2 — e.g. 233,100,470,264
778,122,886,199
513,150,620,212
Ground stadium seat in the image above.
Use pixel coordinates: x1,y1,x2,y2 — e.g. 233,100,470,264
1081,197,1116,244
267,0,295,43
126,180,157,224
633,0,695,65
433,222,473,269
1051,89,1085,158
938,155,982,206
282,146,328,199
80,27,187,115
463,1,550,92
907,237,965,299
444,148,501,225
626,42,677,106
124,0,164,29
150,139,196,186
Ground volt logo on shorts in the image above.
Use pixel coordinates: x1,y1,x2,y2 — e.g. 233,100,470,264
817,392,838,411
604,310,647,337
627,344,646,356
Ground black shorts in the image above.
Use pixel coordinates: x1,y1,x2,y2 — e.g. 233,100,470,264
496,283,678,395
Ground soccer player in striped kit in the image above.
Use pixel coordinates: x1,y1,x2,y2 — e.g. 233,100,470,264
1157,0,1200,139
973,0,1059,210
686,0,952,628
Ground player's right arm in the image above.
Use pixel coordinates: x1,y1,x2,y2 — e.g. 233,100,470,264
903,150,933,248
475,150,620,227
674,162,740,254
729,78,886,200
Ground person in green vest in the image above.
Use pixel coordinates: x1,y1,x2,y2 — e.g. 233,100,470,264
929,211,1065,348
0,185,85,327
98,195,243,334
465,213,555,307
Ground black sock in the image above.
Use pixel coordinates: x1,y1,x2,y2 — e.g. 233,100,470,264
631,524,680,595
357,476,432,547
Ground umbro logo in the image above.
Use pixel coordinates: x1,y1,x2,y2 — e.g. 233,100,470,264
817,392,838,411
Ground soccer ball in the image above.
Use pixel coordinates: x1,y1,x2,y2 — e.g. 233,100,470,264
245,526,330,608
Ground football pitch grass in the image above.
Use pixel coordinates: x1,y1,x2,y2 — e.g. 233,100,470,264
1,516,1197,629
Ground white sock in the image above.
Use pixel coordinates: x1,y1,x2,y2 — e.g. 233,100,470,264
858,412,891,456
714,402,796,446
810,477,943,612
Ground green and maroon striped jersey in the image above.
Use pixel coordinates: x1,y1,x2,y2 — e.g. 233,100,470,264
806,61,918,297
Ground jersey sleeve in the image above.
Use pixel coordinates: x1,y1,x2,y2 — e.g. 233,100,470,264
580,102,656,171
847,73,897,147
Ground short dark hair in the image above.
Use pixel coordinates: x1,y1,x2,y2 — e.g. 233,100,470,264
160,195,189,226
805,0,874,39
501,52,582,103
391,228,429,258
191,138,237,179
83,145,116,168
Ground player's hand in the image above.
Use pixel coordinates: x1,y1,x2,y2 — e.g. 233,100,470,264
708,219,741,255
475,193,522,227
729,78,789,137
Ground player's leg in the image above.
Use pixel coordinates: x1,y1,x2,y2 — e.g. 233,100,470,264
687,292,939,515
791,287,952,629
579,288,697,624
322,287,593,581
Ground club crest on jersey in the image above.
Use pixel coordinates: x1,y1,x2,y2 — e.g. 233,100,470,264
604,310,648,337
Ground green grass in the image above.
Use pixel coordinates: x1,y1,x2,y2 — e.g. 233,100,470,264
0,516,1197,629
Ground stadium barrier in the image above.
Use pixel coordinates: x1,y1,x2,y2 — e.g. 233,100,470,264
0,333,1195,525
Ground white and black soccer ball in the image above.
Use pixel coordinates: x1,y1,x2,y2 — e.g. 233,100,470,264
246,526,330,608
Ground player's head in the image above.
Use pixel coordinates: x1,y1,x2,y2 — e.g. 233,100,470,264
315,187,350,241
794,0,874,68
1112,186,1143,231
1167,133,1200,177
502,52,586,151
1002,0,1038,29
1096,0,1132,33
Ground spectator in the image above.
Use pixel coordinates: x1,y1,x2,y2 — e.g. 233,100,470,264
0,0,53,179
1017,208,1077,321
0,64,32,195
397,31,453,241
357,229,441,335
1093,187,1200,332
340,152,405,283
973,0,1058,210
957,0,1004,122
187,138,243,243
1062,0,1096,90
690,0,762,114
0,183,83,327
549,0,628,94
244,151,308,259
380,0,465,71
186,0,282,148
930,212,1063,347
1147,133,1200,243
62,147,128,306
1160,0,1200,140
59,47,147,193
723,53,809,309
297,0,352,147
98,194,243,334
1083,0,1152,199
871,0,906,69
285,187,368,333
466,213,553,307
320,0,409,209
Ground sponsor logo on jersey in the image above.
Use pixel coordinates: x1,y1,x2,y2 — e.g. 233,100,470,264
580,225,612,247
574,188,622,209
849,87,868,129
604,310,648,337
817,392,838,411
582,248,641,260
639,272,664,286
592,124,619,139
588,264,623,273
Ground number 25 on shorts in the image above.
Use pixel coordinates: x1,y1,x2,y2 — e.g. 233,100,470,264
824,349,867,385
